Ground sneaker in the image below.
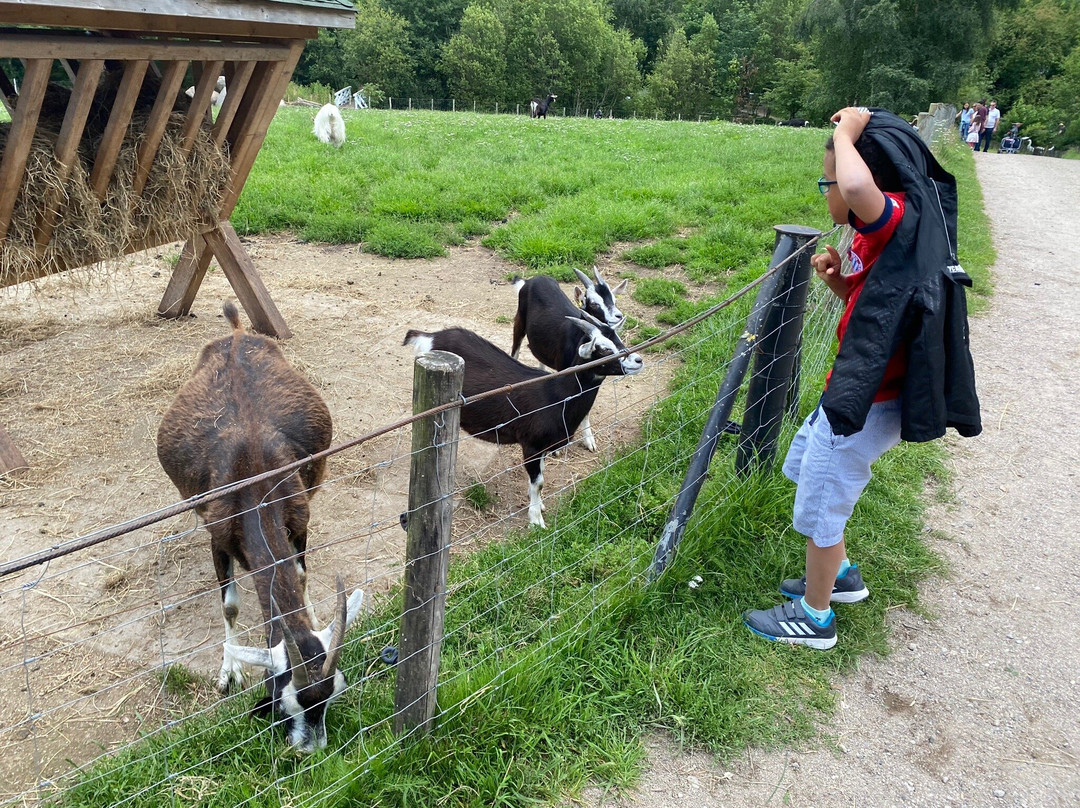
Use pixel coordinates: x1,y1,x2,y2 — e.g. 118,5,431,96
780,564,869,604
742,599,836,650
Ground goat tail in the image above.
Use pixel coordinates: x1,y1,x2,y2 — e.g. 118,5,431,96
511,275,525,293
403,329,434,356
223,301,242,331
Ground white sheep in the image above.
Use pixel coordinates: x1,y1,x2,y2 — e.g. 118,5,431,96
313,103,346,148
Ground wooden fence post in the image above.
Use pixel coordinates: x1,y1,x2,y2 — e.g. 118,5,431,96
393,350,463,736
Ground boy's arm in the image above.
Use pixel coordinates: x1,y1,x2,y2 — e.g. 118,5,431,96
830,107,886,225
811,244,849,300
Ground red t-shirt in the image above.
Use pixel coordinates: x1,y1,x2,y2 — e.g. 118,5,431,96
826,191,907,402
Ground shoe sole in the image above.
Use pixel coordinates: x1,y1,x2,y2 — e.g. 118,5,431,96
744,623,837,650
779,586,870,604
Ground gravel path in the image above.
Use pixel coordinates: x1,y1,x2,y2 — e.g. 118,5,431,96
578,153,1080,807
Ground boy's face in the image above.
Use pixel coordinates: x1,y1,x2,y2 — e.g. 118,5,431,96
822,150,849,225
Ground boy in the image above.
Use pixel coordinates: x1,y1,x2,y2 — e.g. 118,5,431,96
742,107,981,649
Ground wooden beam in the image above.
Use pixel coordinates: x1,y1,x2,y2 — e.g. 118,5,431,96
0,424,29,478
0,2,351,37
157,232,212,319
203,222,291,339
131,59,186,197
89,59,149,199
0,33,291,63
178,58,222,157
34,58,105,254
0,58,51,245
211,60,255,147
219,41,304,220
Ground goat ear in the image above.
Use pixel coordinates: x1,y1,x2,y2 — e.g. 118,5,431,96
317,588,365,648
345,589,365,629
612,279,629,295
573,268,594,289
574,286,584,305
227,644,277,671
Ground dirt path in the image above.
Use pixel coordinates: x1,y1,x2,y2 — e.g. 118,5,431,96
576,155,1080,807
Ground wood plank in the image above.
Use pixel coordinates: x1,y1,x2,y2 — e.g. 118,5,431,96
203,222,291,338
219,41,304,219
157,232,213,319
89,59,149,200
0,2,351,36
34,58,106,253
0,424,29,477
0,33,292,63
179,58,222,157
131,59,187,197
212,60,255,147
0,58,52,245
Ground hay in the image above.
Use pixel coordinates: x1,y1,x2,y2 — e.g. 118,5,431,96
0,111,231,288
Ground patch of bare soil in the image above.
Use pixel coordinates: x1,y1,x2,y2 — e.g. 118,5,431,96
0,236,677,800
570,156,1080,807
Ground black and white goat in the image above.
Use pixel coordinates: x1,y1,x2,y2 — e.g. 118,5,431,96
157,302,363,753
510,270,629,451
530,93,557,119
404,322,642,527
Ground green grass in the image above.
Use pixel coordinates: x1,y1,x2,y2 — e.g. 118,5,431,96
61,114,994,808
235,109,827,286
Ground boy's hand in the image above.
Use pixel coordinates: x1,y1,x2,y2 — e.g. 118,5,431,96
811,244,842,278
812,245,849,300
831,107,872,141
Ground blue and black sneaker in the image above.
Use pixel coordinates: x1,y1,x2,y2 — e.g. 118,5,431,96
742,599,836,650
780,564,869,604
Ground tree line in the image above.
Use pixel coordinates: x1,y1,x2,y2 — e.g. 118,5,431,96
295,0,1080,147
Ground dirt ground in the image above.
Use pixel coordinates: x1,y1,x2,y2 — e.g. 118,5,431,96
569,156,1080,806
0,237,675,800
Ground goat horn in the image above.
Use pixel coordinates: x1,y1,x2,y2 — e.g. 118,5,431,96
592,266,606,286
321,575,349,677
579,309,605,328
272,596,309,690
573,268,594,289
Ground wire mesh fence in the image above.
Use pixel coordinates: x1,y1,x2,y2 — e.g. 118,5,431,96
0,226,842,806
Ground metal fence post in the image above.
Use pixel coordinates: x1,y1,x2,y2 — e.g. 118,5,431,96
393,350,463,736
650,224,819,578
735,224,820,475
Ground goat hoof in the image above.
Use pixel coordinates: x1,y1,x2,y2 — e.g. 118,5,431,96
583,438,597,452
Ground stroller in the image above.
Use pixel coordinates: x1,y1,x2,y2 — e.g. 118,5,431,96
999,123,1023,154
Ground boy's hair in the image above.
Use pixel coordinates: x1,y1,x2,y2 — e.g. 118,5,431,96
825,134,904,193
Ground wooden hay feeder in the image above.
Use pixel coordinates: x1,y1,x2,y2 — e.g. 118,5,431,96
0,0,356,474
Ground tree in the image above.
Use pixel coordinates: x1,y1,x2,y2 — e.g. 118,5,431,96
802,0,997,113
439,5,508,104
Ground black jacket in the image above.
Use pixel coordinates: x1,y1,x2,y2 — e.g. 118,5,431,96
821,110,982,442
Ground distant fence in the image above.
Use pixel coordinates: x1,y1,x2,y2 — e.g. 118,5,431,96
0,225,839,807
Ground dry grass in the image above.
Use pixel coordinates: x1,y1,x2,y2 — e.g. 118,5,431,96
0,112,230,289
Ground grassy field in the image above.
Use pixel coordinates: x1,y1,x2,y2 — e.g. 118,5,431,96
63,109,994,808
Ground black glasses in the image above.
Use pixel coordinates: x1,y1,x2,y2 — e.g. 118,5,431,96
817,177,838,196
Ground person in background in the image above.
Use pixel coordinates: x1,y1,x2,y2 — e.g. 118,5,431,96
981,101,1001,152
956,102,972,142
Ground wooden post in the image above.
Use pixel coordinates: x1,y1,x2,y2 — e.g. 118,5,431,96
393,350,463,737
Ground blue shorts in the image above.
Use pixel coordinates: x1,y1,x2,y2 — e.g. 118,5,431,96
783,399,902,548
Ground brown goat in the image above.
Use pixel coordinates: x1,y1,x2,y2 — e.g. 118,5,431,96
156,302,362,752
